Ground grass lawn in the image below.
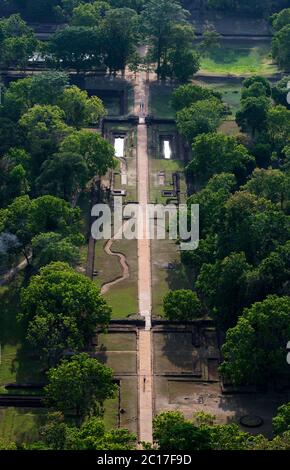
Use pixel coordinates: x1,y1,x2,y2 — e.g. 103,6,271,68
148,148,189,316
97,332,136,352
102,286,138,319
151,237,190,317
0,399,121,444
0,407,46,444
149,83,175,119
94,239,138,319
103,396,119,430
119,377,137,434
149,158,187,204
192,79,242,117
200,40,277,76
0,279,46,394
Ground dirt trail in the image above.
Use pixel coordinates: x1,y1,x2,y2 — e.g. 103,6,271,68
101,221,130,295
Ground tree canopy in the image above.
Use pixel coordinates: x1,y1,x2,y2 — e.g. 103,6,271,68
220,295,290,385
44,353,117,419
20,262,111,364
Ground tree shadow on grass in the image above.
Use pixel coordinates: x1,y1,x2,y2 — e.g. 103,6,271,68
0,273,46,387
166,261,191,292
159,330,195,373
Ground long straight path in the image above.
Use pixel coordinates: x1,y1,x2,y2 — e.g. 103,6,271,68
135,65,153,444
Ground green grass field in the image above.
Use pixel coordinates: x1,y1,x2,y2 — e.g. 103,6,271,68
94,239,138,318
0,408,46,444
0,279,46,394
151,237,191,317
200,41,277,76
149,83,175,119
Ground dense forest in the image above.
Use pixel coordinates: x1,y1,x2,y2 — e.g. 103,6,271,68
1,0,289,21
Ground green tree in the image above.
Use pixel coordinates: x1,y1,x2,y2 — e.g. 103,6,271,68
181,234,217,283
0,118,23,154
163,23,199,82
187,173,236,236
168,48,200,82
36,152,89,202
187,133,254,185
60,129,115,177
48,26,102,72
242,76,271,97
267,105,290,152
2,194,82,262
40,411,136,450
2,72,68,121
0,14,40,69
220,295,290,385
2,195,32,263
0,437,17,450
20,263,111,364
0,148,31,206
272,24,290,70
44,353,117,419
241,82,270,100
236,96,270,135
108,0,144,12
272,75,290,108
153,411,211,451
273,403,290,435
217,191,290,263
242,168,289,209
251,241,290,300
192,412,256,450
57,86,106,128
271,8,290,31
1,77,33,120
153,410,261,451
176,99,224,143
29,195,81,236
100,7,139,74
31,232,83,269
163,290,203,320
20,105,70,171
71,1,111,26
141,0,189,80
171,83,221,112
198,25,221,56
14,0,60,21
28,71,69,106
196,252,251,328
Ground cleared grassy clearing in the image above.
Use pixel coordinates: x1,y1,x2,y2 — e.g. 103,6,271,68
200,41,277,76
0,407,46,444
103,396,119,430
94,239,138,318
97,332,136,352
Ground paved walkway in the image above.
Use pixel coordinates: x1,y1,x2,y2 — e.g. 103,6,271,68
138,330,153,443
135,65,153,443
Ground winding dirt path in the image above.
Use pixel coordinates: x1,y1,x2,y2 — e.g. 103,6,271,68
100,221,130,295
